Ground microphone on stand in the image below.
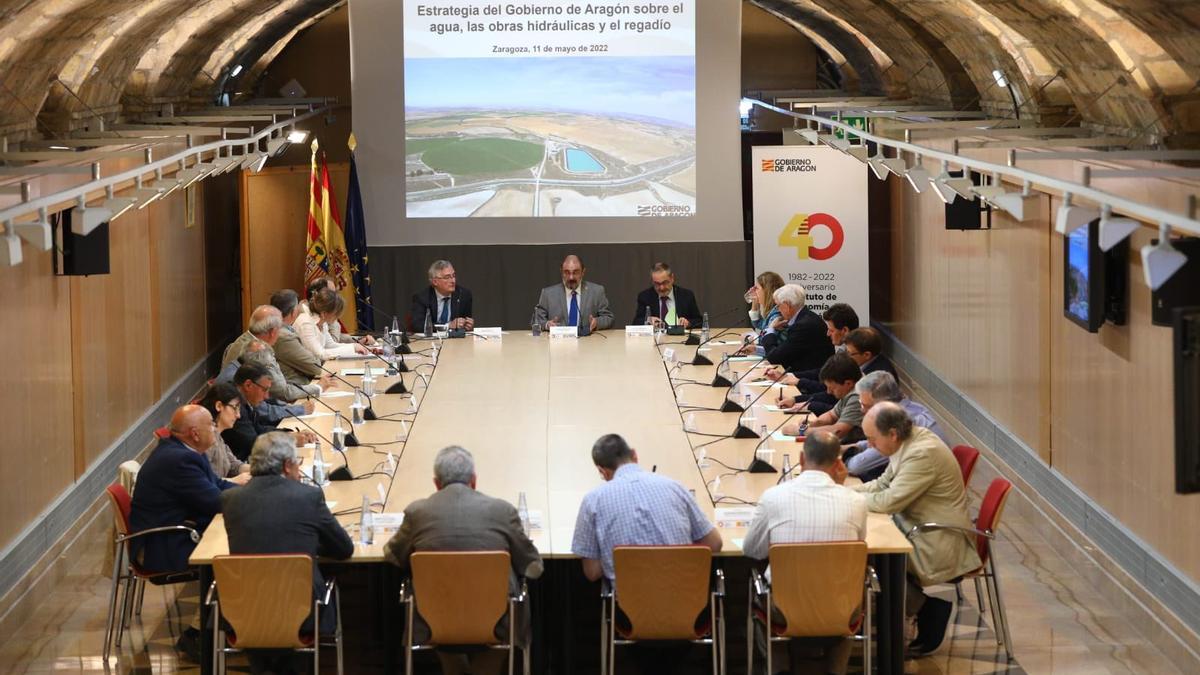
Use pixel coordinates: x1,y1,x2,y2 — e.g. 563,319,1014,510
683,305,747,364
304,393,360,447
746,412,802,475
727,376,782,439
356,297,413,354
711,334,763,387
360,351,411,395
288,410,353,481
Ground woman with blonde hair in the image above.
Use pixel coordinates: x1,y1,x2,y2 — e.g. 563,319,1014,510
747,271,785,334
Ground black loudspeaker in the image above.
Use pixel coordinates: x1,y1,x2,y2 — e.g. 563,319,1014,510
1174,307,1200,494
944,170,992,231
53,210,110,276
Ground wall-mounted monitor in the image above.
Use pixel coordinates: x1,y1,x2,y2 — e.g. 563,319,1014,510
1063,219,1129,332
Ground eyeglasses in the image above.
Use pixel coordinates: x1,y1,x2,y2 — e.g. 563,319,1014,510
249,380,271,393
845,349,862,357
435,273,456,280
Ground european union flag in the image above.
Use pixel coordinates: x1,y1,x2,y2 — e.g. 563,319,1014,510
345,143,374,331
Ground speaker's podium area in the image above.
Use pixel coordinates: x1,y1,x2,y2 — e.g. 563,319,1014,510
1,2,1199,675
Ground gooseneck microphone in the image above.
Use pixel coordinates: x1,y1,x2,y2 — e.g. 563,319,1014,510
711,333,763,387
355,297,413,354
684,305,748,364
288,410,353,481
304,393,361,447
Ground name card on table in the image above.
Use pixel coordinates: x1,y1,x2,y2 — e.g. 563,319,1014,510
715,507,756,529
473,327,503,339
549,325,578,339
625,325,655,337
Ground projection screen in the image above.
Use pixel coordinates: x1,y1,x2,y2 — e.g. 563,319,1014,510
349,0,743,245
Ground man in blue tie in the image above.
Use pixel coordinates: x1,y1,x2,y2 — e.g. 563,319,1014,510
410,260,475,332
534,255,614,334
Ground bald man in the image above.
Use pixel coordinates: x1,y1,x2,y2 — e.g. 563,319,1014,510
534,255,614,334
129,405,240,574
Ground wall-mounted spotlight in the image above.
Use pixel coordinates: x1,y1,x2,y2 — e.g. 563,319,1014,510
903,156,929,194
151,167,182,199
847,145,870,163
867,150,891,180
818,134,851,153
1098,205,1142,252
944,170,976,200
1055,192,1099,234
989,181,1040,222
72,195,111,237
882,156,909,179
102,186,138,222
970,173,1006,201
930,161,960,204
1142,222,1189,290
287,130,309,144
13,208,52,252
798,128,819,144
1,224,20,267
132,176,165,209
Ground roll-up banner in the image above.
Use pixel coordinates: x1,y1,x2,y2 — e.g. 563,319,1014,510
751,146,870,322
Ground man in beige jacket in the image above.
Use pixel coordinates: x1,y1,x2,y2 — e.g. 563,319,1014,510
855,402,982,655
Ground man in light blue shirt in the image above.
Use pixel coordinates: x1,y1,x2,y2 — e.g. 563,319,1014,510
572,434,722,582
844,371,949,480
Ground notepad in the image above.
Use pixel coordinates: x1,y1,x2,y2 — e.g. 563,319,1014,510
322,390,354,398
296,412,334,420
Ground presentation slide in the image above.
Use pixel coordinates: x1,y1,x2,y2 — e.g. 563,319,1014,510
349,0,742,245
402,1,696,219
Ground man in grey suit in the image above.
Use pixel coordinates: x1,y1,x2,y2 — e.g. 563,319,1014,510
222,432,354,674
534,254,614,334
385,446,543,675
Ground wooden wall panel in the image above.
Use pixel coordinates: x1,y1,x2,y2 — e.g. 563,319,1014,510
1048,222,1196,580
887,180,1199,583
887,181,1050,454
0,245,75,550
152,186,209,393
241,164,349,323
72,200,157,468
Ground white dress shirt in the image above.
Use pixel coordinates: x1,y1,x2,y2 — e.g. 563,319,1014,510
743,470,868,579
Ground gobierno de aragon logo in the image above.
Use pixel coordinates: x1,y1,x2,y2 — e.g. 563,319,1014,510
761,158,817,173
778,212,844,260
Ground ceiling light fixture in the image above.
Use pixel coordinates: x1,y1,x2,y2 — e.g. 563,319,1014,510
1141,223,1189,290
1055,192,1099,234
1098,205,1142,252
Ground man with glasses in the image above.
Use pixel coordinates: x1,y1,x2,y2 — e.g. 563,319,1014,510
224,362,316,460
843,327,898,381
411,260,474,333
630,262,703,328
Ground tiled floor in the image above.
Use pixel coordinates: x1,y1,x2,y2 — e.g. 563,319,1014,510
1,455,1196,674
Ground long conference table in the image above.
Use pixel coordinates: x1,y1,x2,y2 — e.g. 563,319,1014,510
191,330,912,674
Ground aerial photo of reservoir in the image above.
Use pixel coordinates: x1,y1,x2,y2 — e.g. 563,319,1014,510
404,56,696,218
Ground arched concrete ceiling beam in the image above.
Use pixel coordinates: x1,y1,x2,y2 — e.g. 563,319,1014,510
752,0,889,95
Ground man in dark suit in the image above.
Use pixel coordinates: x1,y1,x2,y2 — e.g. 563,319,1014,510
631,262,703,327
759,284,834,373
411,260,474,333
222,432,355,674
130,405,240,574
844,327,898,381
129,404,241,661
222,362,316,460
385,445,543,674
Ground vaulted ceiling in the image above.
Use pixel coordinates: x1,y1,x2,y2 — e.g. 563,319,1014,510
0,0,1196,145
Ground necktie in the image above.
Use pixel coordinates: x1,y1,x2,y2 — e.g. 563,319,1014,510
660,297,669,324
568,290,579,327
439,297,450,324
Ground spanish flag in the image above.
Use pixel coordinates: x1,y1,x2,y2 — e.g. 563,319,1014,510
303,139,358,332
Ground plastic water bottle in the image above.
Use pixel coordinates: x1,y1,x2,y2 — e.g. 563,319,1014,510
331,419,345,451
312,439,326,486
685,412,697,432
701,312,710,343
390,316,400,341
359,494,373,545
517,491,531,536
644,306,654,326
744,392,752,409
781,454,793,481
759,423,768,438
696,447,710,468
531,308,542,336
351,390,365,425
423,310,433,337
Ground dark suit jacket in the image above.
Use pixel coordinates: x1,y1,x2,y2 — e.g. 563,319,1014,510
222,475,354,610
385,483,543,644
410,286,473,331
763,307,835,374
631,286,703,327
222,402,280,461
795,352,900,394
129,436,237,573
